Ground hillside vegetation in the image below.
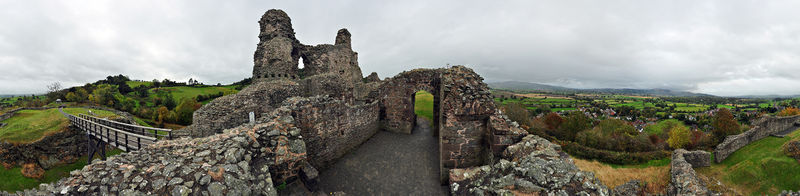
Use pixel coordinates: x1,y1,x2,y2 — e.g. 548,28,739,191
696,129,800,195
0,108,116,143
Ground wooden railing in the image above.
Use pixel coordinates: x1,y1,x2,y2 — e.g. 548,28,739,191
59,108,172,152
78,114,173,140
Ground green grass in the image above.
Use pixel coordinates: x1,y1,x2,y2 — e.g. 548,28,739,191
696,129,800,195
125,81,152,88
0,148,123,192
0,108,117,143
149,86,237,103
414,91,434,122
607,157,672,169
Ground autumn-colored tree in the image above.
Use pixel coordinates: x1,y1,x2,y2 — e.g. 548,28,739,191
778,107,800,116
175,98,201,125
157,106,169,126
543,112,564,130
667,125,690,149
712,108,740,143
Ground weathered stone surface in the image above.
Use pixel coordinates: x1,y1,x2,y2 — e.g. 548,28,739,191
682,150,711,168
613,180,644,196
449,135,609,195
667,149,716,196
364,72,380,83
784,140,800,160
3,110,296,195
0,120,86,170
780,190,800,196
714,115,800,163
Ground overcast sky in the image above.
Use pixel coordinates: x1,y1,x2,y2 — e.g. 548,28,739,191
2,0,800,96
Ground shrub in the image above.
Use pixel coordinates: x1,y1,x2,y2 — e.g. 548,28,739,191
713,108,740,143
667,125,690,149
778,107,800,116
503,102,531,129
543,112,564,131
561,141,670,164
557,111,592,141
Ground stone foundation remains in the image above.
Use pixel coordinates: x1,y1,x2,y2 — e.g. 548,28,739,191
714,115,800,163
667,149,716,195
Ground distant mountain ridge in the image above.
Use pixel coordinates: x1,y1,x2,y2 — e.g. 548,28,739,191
488,81,714,97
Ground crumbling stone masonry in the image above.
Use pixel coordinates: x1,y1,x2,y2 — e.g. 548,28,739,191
714,115,800,163
183,9,528,184
667,149,716,196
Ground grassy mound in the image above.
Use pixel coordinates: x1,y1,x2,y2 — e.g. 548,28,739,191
149,86,237,104
414,91,434,121
0,108,116,143
696,129,800,195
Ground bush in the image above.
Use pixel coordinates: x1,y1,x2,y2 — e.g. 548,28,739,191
667,125,690,149
778,107,800,116
561,141,670,164
713,108,740,143
503,102,531,129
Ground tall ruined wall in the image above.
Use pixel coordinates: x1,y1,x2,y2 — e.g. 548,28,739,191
714,115,800,162
667,149,714,195
253,9,302,82
438,66,496,169
284,96,380,169
4,109,307,196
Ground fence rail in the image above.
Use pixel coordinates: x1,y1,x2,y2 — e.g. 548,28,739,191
59,108,172,153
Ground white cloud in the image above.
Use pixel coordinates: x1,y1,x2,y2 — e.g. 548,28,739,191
1,0,799,96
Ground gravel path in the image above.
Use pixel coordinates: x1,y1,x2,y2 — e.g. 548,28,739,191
316,117,447,195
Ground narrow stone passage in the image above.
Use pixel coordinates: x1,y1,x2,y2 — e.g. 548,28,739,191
316,117,447,195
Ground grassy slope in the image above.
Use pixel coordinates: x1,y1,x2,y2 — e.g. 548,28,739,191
125,81,152,88
0,149,123,192
696,129,800,195
573,157,670,194
414,91,434,121
0,108,117,143
148,86,238,104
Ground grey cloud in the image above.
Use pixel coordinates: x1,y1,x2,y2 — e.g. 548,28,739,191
1,0,800,96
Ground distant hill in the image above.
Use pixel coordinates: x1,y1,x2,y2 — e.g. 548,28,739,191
489,81,714,97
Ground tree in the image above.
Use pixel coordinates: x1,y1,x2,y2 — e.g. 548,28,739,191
65,92,79,102
157,106,169,126
75,88,88,102
712,108,740,143
543,112,564,130
174,98,200,125
558,111,592,141
778,107,800,116
503,102,531,129
46,82,63,101
667,125,690,149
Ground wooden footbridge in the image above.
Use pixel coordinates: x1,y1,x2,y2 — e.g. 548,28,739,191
59,107,173,163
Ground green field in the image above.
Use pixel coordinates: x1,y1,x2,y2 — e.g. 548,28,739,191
125,81,152,88
696,129,800,195
0,149,123,192
414,91,434,122
0,108,117,143
148,86,238,104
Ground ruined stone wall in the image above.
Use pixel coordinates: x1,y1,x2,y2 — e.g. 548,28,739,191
284,96,380,169
0,126,86,170
449,135,609,195
4,109,307,196
438,66,496,170
714,115,800,163
184,80,302,138
667,149,714,195
379,69,441,134
253,10,302,82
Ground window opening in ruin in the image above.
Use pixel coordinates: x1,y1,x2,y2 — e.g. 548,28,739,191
298,57,305,69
